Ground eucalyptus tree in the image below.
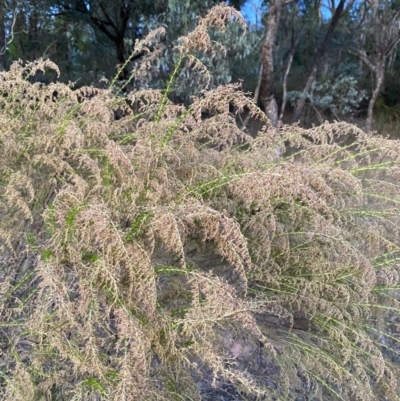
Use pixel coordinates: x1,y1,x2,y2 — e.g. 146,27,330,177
0,0,21,69
46,0,246,83
249,0,348,126
256,0,285,127
348,0,400,131
291,0,356,122
48,0,163,79
3,0,82,82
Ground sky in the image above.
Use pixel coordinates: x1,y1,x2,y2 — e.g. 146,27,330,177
239,0,339,26
240,0,265,26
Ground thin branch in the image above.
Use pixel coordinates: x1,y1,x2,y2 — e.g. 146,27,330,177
99,1,117,31
0,6,18,56
90,17,117,41
348,49,376,73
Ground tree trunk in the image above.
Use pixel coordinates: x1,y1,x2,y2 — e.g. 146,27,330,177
279,32,299,123
292,0,348,123
73,1,131,81
348,2,400,132
0,5,5,70
257,0,283,128
115,34,127,80
29,11,39,62
366,68,384,132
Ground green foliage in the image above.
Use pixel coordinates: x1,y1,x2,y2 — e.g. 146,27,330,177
125,211,154,243
287,74,366,119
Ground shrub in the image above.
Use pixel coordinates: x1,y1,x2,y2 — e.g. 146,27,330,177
2,5,400,401
287,74,366,121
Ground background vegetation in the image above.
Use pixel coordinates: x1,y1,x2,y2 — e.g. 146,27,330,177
0,0,399,132
2,2,400,401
